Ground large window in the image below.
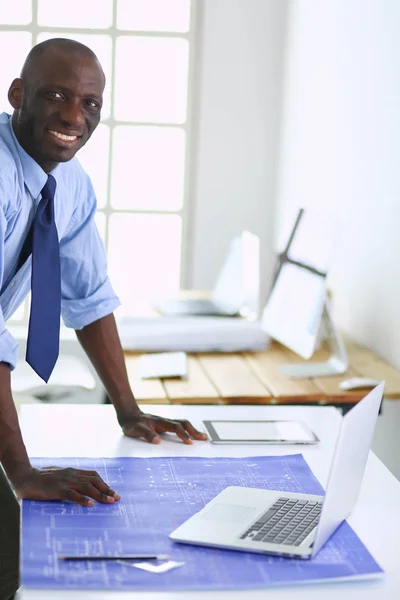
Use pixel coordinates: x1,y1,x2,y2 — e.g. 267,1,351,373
0,0,195,320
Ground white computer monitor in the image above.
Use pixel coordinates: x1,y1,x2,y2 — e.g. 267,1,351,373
213,230,260,319
261,208,348,378
154,230,260,319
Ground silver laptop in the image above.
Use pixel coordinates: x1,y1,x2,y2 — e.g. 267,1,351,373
170,382,384,559
154,231,259,318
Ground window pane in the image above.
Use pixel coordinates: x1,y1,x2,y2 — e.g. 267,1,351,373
115,37,189,123
108,214,181,311
0,0,32,25
94,211,106,244
38,0,113,28
78,124,110,209
37,33,112,119
111,126,185,211
0,32,32,112
117,0,190,32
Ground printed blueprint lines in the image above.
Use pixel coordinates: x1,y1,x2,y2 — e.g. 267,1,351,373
22,455,382,591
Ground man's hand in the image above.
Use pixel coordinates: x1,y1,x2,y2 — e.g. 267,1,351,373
13,467,120,507
75,315,208,445
119,411,208,445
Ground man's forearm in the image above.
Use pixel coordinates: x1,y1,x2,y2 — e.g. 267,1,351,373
75,313,138,421
0,362,31,481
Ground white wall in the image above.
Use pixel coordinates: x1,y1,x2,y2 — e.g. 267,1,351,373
276,0,400,367
188,0,288,308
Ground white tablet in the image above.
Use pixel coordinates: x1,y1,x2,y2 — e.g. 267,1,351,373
203,420,319,445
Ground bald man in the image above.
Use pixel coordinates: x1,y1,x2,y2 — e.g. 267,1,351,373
0,37,208,596
0,39,207,506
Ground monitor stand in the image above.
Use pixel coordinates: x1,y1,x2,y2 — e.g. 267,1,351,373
279,300,348,378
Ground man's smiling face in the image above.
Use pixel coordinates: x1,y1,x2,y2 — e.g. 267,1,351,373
9,46,105,173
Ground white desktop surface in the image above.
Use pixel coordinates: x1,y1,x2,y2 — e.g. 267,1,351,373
18,404,400,599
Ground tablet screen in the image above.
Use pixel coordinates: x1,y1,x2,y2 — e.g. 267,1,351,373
203,420,318,444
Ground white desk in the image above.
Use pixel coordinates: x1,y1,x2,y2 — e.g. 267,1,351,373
17,404,400,599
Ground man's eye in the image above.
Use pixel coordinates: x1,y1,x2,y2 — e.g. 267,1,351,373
86,100,100,109
47,91,64,100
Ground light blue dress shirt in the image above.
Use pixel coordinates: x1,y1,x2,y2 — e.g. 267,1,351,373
0,112,120,369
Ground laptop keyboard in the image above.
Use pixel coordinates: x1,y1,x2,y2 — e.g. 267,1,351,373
240,497,323,547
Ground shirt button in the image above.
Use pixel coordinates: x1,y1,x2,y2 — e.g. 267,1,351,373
10,281,15,287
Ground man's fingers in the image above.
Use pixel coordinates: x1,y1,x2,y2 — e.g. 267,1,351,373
125,420,161,444
178,419,208,440
65,469,120,501
82,469,101,477
122,413,207,444
77,482,116,504
64,488,94,507
13,468,122,505
85,473,120,500
152,417,206,442
155,421,193,445
63,482,116,505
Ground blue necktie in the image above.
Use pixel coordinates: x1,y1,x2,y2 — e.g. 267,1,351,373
26,174,61,382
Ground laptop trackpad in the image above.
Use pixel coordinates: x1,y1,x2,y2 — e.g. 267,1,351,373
201,503,256,523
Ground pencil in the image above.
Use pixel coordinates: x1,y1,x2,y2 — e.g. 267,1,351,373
59,554,169,562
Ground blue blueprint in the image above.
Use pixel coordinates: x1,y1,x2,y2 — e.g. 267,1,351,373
22,455,383,590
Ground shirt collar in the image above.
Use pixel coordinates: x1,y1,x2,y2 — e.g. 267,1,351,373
8,116,59,198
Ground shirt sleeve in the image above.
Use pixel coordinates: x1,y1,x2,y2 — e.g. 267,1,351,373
0,187,19,369
60,172,120,330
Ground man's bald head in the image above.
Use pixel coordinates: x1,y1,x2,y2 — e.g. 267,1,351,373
20,38,105,87
9,37,106,172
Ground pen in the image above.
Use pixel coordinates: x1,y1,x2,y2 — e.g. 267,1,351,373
59,554,169,562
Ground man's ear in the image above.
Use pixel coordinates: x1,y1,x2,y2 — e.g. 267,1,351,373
8,78,24,109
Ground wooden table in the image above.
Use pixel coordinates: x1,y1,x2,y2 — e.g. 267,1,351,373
124,339,400,408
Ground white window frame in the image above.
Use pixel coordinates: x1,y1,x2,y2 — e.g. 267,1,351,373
1,0,198,324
